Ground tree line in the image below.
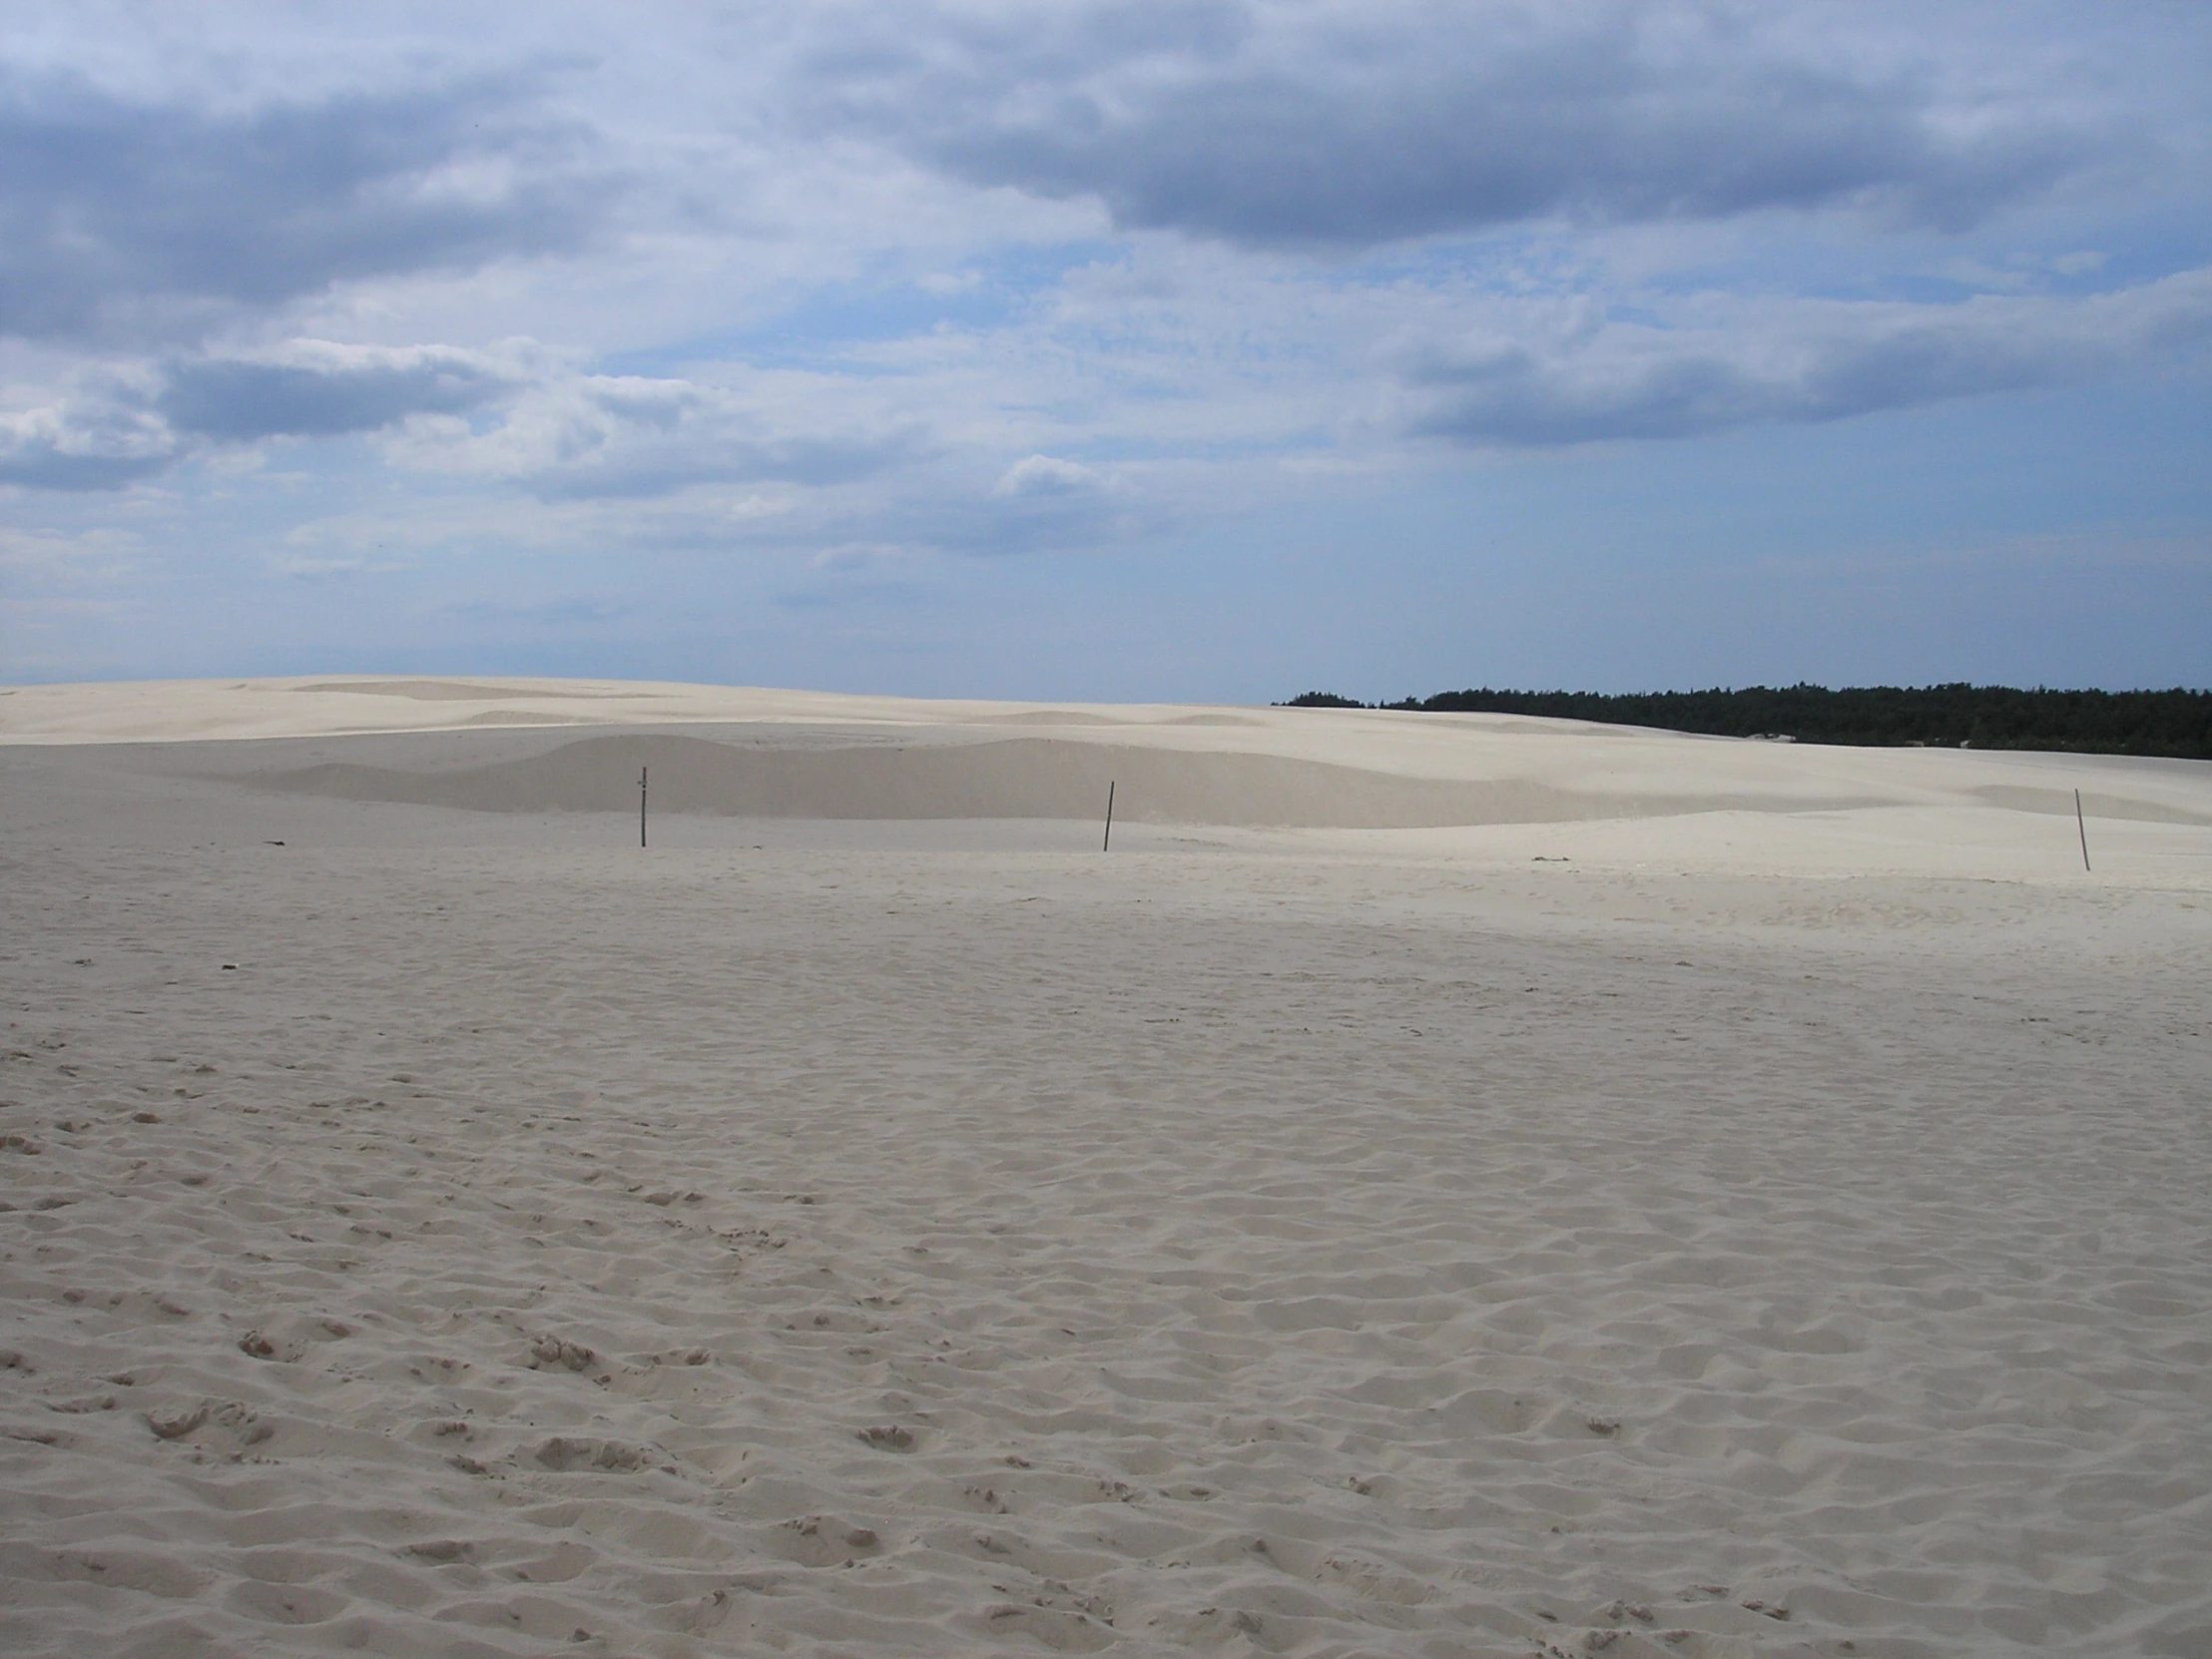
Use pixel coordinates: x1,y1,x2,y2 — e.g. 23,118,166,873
1278,684,2212,760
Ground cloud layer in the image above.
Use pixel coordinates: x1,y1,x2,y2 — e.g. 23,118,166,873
789,0,2115,247
3,0,2207,692
158,343,517,440
0,68,612,344
1398,269,2212,445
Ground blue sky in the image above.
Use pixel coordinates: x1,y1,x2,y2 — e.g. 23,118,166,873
3,0,2207,698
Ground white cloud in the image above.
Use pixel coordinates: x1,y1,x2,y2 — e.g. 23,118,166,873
380,366,931,499
993,453,1101,496
2050,250,2109,276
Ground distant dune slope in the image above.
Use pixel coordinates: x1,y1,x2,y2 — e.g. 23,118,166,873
10,678,2212,832
252,733,1898,829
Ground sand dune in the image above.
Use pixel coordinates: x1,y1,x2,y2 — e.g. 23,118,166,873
251,733,1894,830
248,730,2212,833
12,675,2208,844
2,678,2209,1658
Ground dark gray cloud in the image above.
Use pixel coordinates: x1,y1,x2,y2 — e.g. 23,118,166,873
0,70,616,343
3,351,930,497
1400,269,2212,445
0,383,177,491
791,1,2109,247
0,437,173,492
1,343,523,491
159,347,514,439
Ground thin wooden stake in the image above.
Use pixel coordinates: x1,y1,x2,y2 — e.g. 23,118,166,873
1102,780,1116,852
2075,788,2090,872
641,766,649,848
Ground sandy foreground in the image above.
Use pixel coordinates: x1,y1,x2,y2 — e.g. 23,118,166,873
1,677,2208,1659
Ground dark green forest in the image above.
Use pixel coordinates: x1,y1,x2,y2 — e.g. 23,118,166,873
1278,685,2212,760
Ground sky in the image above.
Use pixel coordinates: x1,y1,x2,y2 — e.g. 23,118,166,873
3,1,2208,701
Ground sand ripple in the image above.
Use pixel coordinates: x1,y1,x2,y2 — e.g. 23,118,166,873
3,830,2208,1656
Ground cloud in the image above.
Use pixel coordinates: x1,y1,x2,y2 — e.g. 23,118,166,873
1,343,931,498
0,68,616,344
993,453,1100,495
383,371,930,499
1396,266,2212,445
0,372,177,490
159,341,517,439
0,431,173,491
0,340,529,490
964,455,1167,556
789,1,2115,249
0,524,141,575
443,594,628,627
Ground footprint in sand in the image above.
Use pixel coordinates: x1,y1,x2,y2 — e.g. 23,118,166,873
769,1515,883,1568
528,1335,600,1374
531,1435,673,1474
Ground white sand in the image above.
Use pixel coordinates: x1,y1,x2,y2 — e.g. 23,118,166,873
2,677,2208,1657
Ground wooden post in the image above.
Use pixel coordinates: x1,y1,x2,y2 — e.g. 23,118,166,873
1102,780,1115,852
2075,788,2090,872
641,766,649,848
